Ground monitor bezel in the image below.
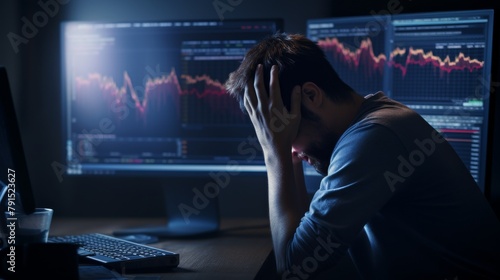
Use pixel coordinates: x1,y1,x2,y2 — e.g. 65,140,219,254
0,66,36,214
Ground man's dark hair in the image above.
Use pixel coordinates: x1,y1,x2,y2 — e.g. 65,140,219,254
225,33,355,114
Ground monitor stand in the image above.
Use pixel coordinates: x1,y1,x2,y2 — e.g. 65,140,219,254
112,184,220,239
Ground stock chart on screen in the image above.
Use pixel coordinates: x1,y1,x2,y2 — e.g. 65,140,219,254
307,10,494,191
309,15,391,96
62,20,281,175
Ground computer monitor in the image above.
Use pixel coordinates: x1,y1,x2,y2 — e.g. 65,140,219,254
307,9,494,193
0,66,37,249
60,19,282,237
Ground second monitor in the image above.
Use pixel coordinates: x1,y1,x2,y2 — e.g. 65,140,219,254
307,9,494,193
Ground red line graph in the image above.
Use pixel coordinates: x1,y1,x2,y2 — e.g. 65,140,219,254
74,68,244,125
317,37,387,77
316,37,484,80
389,47,484,78
75,69,181,124
179,73,246,123
180,74,227,97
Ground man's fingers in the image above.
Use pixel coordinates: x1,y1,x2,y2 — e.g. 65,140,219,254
244,67,259,114
269,65,282,106
243,86,253,114
253,64,268,107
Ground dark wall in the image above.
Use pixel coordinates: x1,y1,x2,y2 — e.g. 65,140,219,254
0,0,498,218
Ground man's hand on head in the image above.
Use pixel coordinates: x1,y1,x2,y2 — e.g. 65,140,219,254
243,64,302,159
244,65,305,273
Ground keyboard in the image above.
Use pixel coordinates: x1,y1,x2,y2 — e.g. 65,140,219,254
49,233,179,273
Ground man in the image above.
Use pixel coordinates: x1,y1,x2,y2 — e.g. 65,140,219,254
225,33,500,279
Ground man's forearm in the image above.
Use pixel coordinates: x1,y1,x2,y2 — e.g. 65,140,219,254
292,159,310,214
265,151,303,273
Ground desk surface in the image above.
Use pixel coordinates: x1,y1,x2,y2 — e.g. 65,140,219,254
50,217,273,280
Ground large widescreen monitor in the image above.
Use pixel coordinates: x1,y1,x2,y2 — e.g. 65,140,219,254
307,9,494,193
61,19,282,237
61,19,284,176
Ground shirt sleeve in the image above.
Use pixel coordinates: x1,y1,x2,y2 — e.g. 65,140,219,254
284,121,411,276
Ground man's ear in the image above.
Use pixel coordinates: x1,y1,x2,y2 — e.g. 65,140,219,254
301,82,324,109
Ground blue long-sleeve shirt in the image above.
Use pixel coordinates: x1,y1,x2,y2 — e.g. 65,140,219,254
285,92,500,279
